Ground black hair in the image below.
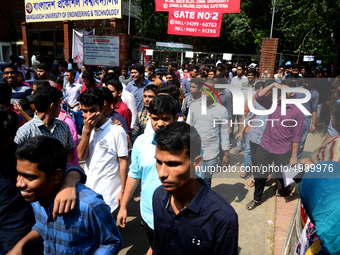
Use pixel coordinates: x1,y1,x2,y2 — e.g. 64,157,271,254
102,72,119,84
33,86,62,112
281,79,297,88
156,70,164,77
144,84,158,95
209,69,216,74
0,109,19,144
190,78,204,88
255,81,265,91
171,62,178,69
152,60,159,68
99,86,114,106
264,79,275,88
198,71,207,78
78,87,104,109
146,65,155,73
59,60,68,69
279,65,285,69
16,136,67,177
216,72,228,79
2,63,16,72
166,79,180,88
237,64,245,71
82,65,89,72
106,79,123,92
33,80,50,89
36,63,49,72
82,71,96,85
121,66,128,71
247,68,256,75
189,65,198,72
68,57,73,63
285,65,292,69
154,121,201,157
157,85,179,101
292,64,299,70
165,71,176,79
130,63,144,76
66,69,76,78
103,66,110,73
149,95,178,119
113,66,120,77
0,82,12,105
72,63,78,70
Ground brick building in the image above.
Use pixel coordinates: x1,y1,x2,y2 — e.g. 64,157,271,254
0,0,146,66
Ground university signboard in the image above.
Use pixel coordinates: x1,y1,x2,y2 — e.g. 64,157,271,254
156,0,240,37
24,0,121,22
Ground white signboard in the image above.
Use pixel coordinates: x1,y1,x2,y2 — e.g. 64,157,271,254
83,35,119,66
145,49,153,56
303,55,315,62
316,60,322,64
223,53,232,60
185,51,194,58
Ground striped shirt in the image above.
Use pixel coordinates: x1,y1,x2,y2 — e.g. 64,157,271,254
14,115,75,150
32,183,122,254
10,82,34,116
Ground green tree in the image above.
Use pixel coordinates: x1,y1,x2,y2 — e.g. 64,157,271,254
275,0,340,64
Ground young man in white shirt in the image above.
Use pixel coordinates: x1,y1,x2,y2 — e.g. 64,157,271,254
77,87,128,212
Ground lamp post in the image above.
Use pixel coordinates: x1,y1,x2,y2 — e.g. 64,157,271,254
270,0,276,38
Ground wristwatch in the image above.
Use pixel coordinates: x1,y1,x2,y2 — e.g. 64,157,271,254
225,151,230,157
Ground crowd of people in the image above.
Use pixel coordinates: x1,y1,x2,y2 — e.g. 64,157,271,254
0,55,339,255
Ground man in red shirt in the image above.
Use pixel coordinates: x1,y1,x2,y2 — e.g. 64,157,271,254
80,72,99,94
106,79,132,128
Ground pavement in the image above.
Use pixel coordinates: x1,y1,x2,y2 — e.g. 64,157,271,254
80,120,329,255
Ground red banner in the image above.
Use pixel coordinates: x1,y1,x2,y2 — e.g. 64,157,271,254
156,0,240,13
167,10,223,37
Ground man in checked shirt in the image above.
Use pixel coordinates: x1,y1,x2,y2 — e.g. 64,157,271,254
9,136,122,254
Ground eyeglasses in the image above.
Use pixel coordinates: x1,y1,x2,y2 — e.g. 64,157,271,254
3,71,16,75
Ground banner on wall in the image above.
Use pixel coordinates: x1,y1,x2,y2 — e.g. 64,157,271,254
140,45,150,65
167,10,223,37
25,0,121,22
72,29,95,68
83,35,120,66
156,0,240,13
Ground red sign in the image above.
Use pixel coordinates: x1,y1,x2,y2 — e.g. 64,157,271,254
167,10,223,37
156,0,240,13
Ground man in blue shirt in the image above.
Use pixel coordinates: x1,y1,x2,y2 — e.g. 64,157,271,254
125,64,153,114
0,109,88,254
182,65,199,98
152,122,238,255
11,136,122,254
117,95,179,255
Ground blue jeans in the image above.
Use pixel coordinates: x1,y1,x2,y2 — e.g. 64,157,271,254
297,124,310,159
243,133,251,170
198,156,218,188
